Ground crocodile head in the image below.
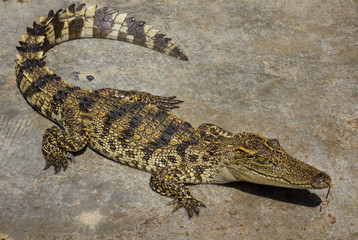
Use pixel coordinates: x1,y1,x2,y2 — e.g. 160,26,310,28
226,133,331,189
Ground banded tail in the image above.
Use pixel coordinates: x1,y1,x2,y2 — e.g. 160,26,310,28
16,4,188,119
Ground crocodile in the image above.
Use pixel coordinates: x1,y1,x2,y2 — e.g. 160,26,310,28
16,4,331,218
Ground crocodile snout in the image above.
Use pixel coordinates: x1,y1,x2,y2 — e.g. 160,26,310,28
311,171,331,189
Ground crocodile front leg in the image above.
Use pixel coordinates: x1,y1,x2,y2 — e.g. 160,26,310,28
42,108,88,173
149,165,206,218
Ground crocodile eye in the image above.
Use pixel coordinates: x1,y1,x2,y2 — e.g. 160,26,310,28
254,156,270,165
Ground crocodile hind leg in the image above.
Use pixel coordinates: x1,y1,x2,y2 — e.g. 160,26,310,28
149,165,206,218
198,123,233,138
42,110,88,173
98,88,183,110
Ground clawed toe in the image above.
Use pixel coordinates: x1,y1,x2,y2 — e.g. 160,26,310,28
157,96,184,110
170,197,206,218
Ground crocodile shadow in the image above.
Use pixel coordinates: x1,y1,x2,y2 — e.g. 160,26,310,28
225,182,323,207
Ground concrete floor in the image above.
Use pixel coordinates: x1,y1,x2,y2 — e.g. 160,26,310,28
0,0,357,239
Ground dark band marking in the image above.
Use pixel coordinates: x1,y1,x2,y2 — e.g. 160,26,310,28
118,17,135,40
21,58,46,72
127,20,146,46
101,102,142,139
93,7,107,37
176,131,199,160
129,114,142,129
43,38,51,52
94,7,118,38
141,115,179,163
142,111,171,150
53,9,65,39
157,117,178,146
154,110,169,124
176,141,190,159
34,74,60,88
78,90,101,111
17,41,43,53
118,102,146,142
107,104,129,119
78,96,96,112
65,86,81,92
53,90,68,102
41,16,52,50
68,17,84,40
26,22,47,37
153,33,171,53
22,74,60,100
101,9,118,37
160,126,176,145
67,4,86,40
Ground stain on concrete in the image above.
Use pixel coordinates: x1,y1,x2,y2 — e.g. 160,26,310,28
75,209,104,228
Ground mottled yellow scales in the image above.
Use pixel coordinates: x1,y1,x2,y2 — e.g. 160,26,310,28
16,4,331,217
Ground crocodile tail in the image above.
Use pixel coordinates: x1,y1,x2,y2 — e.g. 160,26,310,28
43,4,188,60
15,4,188,118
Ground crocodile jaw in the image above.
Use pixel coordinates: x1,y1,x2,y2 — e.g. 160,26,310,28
226,158,331,189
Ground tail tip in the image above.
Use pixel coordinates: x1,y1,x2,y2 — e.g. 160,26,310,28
169,46,189,61
180,54,189,61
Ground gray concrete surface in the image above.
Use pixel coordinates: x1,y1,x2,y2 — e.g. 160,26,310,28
0,0,357,239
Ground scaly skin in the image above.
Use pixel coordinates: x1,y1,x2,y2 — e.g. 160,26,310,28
16,4,331,218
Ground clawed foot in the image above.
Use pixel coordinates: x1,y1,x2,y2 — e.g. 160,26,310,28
168,197,206,218
43,146,74,174
155,95,183,110
42,126,77,174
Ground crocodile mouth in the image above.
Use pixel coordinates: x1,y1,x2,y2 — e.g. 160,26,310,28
230,166,331,189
